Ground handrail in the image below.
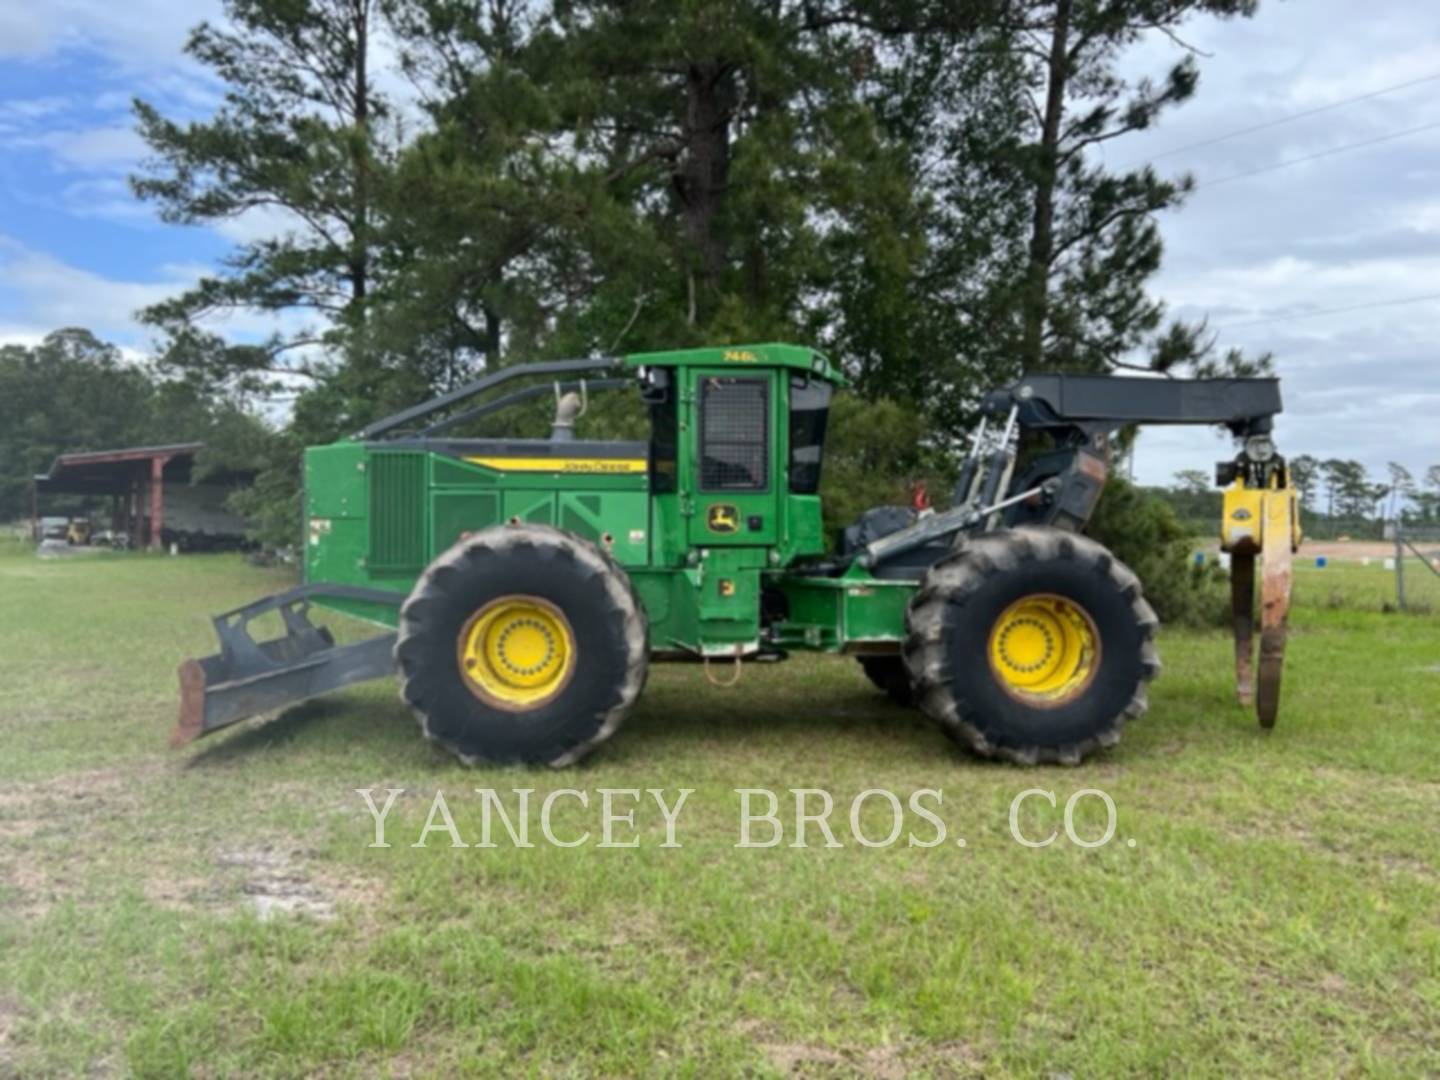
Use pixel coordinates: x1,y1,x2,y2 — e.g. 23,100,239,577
358,356,623,439
416,377,634,437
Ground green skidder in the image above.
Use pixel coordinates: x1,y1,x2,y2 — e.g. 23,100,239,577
176,343,1298,766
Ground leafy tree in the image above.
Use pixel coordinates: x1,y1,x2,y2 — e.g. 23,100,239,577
1172,468,1208,495
1319,458,1384,524
819,13,1031,432
1004,0,1259,374
1320,458,1344,518
132,0,392,415
0,330,153,519
1415,464,1440,523
818,393,957,543
1289,452,1318,511
1087,477,1225,626
376,0,622,382
0,329,271,525
1386,461,1414,521
124,0,1273,567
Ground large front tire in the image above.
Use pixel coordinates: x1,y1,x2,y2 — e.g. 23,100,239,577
857,656,915,707
396,524,648,766
904,527,1159,765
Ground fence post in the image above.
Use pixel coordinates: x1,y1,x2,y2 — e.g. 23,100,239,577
1395,518,1406,612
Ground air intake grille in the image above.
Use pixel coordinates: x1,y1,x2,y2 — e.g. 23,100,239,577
700,377,768,491
368,452,427,573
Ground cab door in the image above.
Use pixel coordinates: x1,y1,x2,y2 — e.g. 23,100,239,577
685,368,780,547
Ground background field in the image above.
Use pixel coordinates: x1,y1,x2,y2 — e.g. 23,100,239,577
1,538,1438,1077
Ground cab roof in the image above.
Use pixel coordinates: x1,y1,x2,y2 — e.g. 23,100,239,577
623,342,847,385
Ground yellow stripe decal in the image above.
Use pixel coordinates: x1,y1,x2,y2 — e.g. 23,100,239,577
463,456,649,474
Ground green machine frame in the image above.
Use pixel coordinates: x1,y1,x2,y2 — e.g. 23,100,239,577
176,341,1286,745
300,342,907,662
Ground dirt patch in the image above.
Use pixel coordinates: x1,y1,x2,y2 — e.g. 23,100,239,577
0,766,161,921
214,845,381,922
746,1030,982,1078
0,995,23,1075
0,766,151,816
0,768,381,927
0,819,42,842
761,1042,849,1073
1302,540,1440,562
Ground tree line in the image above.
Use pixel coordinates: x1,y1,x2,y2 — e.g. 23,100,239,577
7,0,1273,561
0,330,270,522
130,1,1262,446
1169,457,1440,537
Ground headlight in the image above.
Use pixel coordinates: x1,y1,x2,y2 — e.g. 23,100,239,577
1245,434,1275,463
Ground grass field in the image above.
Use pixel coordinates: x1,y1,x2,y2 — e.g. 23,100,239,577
1,538,1438,1077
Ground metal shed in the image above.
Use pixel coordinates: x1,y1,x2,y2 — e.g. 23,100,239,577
32,443,248,551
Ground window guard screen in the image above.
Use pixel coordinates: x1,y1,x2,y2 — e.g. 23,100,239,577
700,377,768,492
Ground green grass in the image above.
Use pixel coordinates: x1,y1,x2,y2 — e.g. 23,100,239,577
1,538,1438,1076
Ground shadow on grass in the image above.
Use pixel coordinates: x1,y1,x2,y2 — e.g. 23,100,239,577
176,657,1200,773
182,694,421,769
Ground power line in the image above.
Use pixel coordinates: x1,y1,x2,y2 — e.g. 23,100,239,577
1145,70,1440,164
1214,291,1440,330
1195,118,1440,189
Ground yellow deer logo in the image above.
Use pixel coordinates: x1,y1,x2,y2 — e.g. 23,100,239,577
706,503,740,534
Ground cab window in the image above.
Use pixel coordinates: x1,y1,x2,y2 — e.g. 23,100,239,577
788,375,831,494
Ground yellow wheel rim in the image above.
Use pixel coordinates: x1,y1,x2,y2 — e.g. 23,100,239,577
457,595,575,709
987,594,1099,705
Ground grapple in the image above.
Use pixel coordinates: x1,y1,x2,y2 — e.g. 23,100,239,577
1220,475,1299,728
172,584,401,747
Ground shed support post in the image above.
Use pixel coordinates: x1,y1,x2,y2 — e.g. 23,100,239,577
149,456,169,551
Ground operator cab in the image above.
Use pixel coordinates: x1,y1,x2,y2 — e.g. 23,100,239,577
629,343,842,563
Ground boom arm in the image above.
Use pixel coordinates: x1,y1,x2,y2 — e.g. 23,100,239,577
860,373,1286,567
988,373,1281,436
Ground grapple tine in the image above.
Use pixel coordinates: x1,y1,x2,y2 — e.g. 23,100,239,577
1221,457,1299,730
1229,547,1257,707
1255,489,1296,729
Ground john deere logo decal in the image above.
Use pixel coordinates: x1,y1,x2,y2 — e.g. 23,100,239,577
706,503,739,533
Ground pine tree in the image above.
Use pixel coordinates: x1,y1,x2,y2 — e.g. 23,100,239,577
132,0,391,417
1002,0,1258,374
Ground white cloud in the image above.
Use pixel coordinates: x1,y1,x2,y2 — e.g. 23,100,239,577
0,236,310,353
54,178,152,222
1110,0,1440,486
0,323,52,348
0,96,76,125
0,236,192,337
211,204,311,246
12,125,149,170
0,0,221,65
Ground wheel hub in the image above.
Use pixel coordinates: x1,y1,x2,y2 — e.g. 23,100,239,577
458,596,575,708
988,594,1099,704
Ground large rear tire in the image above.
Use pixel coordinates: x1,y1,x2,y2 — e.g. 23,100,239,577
395,524,648,766
903,527,1159,765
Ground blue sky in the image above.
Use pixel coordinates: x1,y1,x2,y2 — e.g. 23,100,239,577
2,0,1439,488
0,1,244,350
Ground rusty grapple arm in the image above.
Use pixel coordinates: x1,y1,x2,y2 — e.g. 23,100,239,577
1219,445,1300,728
